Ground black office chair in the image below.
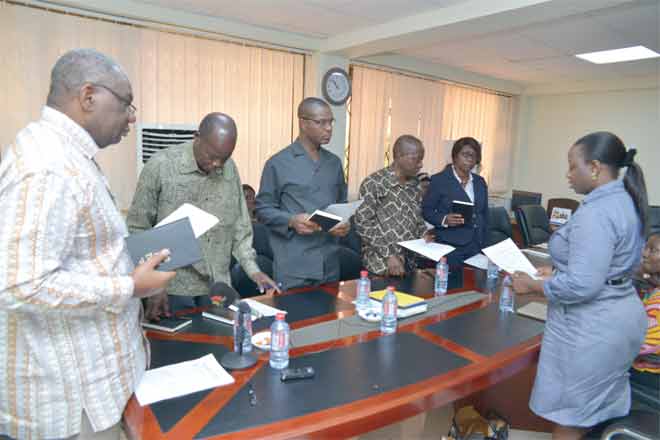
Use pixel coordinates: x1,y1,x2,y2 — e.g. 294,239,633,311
648,206,660,237
337,246,362,281
252,222,273,260
584,370,660,440
515,205,551,247
487,206,513,246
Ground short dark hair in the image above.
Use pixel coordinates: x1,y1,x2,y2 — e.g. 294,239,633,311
451,137,482,164
242,184,255,194
574,131,648,233
392,135,423,159
297,97,330,118
417,172,430,182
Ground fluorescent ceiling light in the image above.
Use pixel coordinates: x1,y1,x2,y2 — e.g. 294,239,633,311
576,45,660,64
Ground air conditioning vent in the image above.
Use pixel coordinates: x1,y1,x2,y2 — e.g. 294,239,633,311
136,124,196,175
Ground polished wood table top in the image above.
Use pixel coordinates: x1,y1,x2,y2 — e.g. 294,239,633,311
124,268,543,439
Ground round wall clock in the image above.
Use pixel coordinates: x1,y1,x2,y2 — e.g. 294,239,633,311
322,67,351,106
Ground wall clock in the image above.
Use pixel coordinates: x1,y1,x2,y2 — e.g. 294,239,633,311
322,67,351,106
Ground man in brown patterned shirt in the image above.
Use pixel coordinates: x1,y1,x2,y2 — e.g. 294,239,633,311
354,135,432,276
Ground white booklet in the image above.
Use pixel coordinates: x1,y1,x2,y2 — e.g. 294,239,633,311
397,239,455,262
464,253,489,270
135,354,234,406
324,200,364,223
155,203,219,238
481,238,539,279
242,299,286,318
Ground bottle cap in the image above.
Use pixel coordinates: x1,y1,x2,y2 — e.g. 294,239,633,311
386,285,395,291
360,270,368,277
275,312,286,320
440,256,447,263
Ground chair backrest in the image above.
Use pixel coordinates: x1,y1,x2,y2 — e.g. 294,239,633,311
648,205,660,237
547,198,580,216
252,223,273,260
487,206,512,246
515,205,550,247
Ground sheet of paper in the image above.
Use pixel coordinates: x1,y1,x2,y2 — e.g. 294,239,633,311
243,298,286,318
324,200,363,223
464,253,489,270
155,203,219,238
398,239,455,262
481,238,539,278
135,354,234,406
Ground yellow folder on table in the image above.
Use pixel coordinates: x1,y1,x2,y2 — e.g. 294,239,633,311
369,290,426,309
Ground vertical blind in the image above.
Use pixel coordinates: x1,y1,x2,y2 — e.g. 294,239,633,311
348,65,515,197
0,2,305,210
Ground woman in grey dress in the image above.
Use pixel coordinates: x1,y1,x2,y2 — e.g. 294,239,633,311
512,131,649,439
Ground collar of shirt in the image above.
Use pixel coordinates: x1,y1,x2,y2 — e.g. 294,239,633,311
451,165,473,186
582,179,625,205
384,165,416,189
179,140,233,180
42,106,99,160
291,139,330,161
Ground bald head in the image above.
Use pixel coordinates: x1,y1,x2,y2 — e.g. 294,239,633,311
47,48,128,108
297,97,330,118
198,112,237,143
392,135,424,180
193,112,238,174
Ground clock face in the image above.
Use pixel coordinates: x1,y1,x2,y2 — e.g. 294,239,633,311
323,68,351,105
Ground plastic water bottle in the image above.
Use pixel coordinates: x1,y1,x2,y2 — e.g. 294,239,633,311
487,259,499,279
380,286,398,334
499,275,515,313
356,270,371,313
434,257,449,297
233,302,253,354
269,312,290,369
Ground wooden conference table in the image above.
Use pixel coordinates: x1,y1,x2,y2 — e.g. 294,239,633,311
124,267,547,439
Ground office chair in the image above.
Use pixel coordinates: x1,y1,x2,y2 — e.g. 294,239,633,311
486,206,513,246
547,198,580,217
515,205,551,247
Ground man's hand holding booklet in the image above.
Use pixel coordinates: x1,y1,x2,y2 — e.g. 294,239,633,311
305,200,363,232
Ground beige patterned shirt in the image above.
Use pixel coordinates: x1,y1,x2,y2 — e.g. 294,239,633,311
127,141,259,296
0,107,146,439
354,166,428,275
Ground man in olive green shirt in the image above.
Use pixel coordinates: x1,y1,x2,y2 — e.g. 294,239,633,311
127,113,277,318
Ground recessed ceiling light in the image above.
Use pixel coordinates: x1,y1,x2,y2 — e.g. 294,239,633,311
576,45,660,64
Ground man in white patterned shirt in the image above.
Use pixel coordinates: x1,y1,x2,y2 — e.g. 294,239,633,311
0,49,175,439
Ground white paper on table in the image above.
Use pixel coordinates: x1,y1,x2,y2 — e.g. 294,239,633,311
397,239,455,262
243,298,287,318
324,200,363,223
464,253,489,270
481,238,540,279
155,203,219,238
135,354,234,406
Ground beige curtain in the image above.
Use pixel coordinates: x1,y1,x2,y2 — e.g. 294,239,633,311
347,66,392,197
0,2,304,210
348,64,515,197
441,84,515,193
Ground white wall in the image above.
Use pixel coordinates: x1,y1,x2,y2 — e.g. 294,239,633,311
514,87,660,205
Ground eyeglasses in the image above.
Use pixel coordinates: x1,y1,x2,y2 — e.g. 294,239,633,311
301,117,335,128
91,83,137,115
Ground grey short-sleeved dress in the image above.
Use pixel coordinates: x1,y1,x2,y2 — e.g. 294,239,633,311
532,180,646,427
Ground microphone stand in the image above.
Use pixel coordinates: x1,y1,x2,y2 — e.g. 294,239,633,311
220,301,257,370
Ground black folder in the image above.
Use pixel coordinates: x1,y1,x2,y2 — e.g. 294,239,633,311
307,210,342,232
125,217,202,271
451,200,474,224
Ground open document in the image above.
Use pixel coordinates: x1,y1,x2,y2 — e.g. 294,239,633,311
324,200,363,223
135,354,234,406
398,239,455,262
156,203,219,238
464,253,489,270
481,238,539,279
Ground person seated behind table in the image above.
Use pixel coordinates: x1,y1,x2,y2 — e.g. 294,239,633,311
243,183,257,222
354,135,433,276
634,233,660,373
422,137,488,266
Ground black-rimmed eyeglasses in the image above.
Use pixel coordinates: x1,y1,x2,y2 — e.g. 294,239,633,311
91,83,137,115
301,117,335,128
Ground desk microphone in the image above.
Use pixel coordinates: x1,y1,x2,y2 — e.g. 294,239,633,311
209,281,239,308
220,300,257,370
